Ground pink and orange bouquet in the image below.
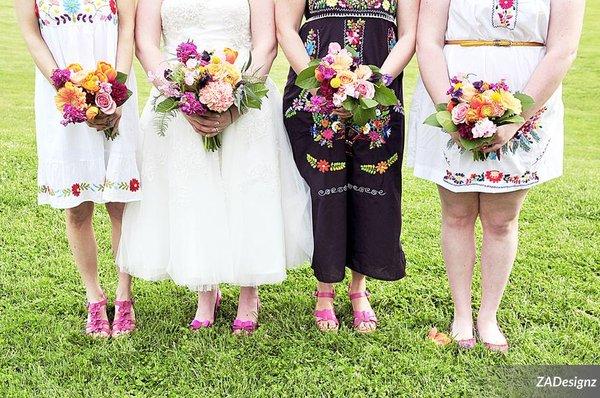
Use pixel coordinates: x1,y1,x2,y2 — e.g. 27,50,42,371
152,40,268,151
295,42,398,126
424,75,534,160
52,62,132,140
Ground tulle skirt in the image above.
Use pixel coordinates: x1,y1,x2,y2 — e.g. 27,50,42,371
117,79,313,291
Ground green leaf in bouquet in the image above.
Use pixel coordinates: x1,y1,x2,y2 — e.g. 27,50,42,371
155,97,178,113
424,113,443,128
498,114,525,125
360,98,379,109
116,71,128,84
369,65,381,74
460,135,495,151
435,103,448,112
127,89,133,98
514,92,535,111
241,81,269,111
342,98,356,112
352,106,376,127
373,85,398,106
345,45,359,58
295,65,319,89
435,111,458,133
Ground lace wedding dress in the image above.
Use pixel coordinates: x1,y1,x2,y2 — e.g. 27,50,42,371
117,0,313,291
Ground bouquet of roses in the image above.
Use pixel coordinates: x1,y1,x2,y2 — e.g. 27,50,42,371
424,75,534,160
151,40,269,151
294,42,398,126
52,62,132,140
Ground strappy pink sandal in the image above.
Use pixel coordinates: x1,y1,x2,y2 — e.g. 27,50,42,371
349,291,378,333
86,295,110,338
189,290,221,331
232,297,260,335
314,291,339,332
112,299,136,337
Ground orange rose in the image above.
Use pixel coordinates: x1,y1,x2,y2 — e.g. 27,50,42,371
466,108,480,123
95,71,109,83
86,106,99,121
81,73,100,92
67,63,83,73
315,69,324,82
447,101,456,112
223,48,238,64
96,61,117,81
479,103,495,118
470,95,485,110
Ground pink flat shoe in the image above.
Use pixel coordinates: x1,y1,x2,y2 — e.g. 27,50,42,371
450,319,476,349
232,298,260,335
349,291,378,333
86,295,110,338
476,326,509,354
189,290,221,331
112,299,136,337
314,291,339,332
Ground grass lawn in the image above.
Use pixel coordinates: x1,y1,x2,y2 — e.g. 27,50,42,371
1,1,599,396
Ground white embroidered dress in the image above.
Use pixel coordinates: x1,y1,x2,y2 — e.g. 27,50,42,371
35,0,140,208
117,0,314,291
408,0,563,192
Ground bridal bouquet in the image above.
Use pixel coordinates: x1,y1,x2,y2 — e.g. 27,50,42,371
424,75,534,160
52,62,132,140
151,40,268,151
294,42,398,126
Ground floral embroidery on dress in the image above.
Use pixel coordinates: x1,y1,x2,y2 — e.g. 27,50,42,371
309,0,397,14
305,28,319,58
38,177,140,198
311,114,346,147
36,0,118,27
443,169,539,187
387,27,397,53
307,154,346,173
360,152,398,175
317,183,386,197
345,19,366,60
492,0,518,30
348,107,392,149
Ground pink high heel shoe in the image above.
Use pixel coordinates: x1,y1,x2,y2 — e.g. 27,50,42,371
112,299,136,337
314,291,339,332
86,295,110,338
349,290,378,333
189,290,221,331
232,297,260,335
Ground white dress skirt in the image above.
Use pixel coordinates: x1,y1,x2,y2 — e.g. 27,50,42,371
35,0,140,208
117,0,314,291
408,0,564,193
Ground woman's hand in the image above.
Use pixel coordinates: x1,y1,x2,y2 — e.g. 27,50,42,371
184,108,239,137
87,108,122,131
481,124,521,153
447,130,464,149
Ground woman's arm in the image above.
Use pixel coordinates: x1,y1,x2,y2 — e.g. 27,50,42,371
135,0,165,79
14,0,58,81
483,0,585,153
521,0,585,119
380,0,419,78
249,0,278,76
115,0,136,74
415,0,451,105
275,0,310,75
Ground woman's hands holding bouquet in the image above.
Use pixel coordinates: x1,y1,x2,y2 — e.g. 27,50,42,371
184,108,239,138
481,123,521,153
86,107,122,132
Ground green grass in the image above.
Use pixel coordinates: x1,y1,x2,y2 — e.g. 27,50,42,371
1,1,599,397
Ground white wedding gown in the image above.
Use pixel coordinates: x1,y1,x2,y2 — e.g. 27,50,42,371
117,0,313,291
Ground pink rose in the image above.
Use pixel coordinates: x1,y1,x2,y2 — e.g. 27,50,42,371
471,118,498,139
451,103,470,124
328,42,342,54
95,91,117,115
354,80,375,99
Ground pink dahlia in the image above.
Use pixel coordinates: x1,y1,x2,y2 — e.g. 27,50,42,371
198,81,234,113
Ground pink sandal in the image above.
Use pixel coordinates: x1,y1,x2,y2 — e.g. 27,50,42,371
232,297,260,335
450,321,476,350
476,328,509,354
112,299,136,337
190,290,221,331
314,291,339,332
86,295,110,338
349,291,378,333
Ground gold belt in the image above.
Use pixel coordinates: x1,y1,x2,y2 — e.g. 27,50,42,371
445,39,545,47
